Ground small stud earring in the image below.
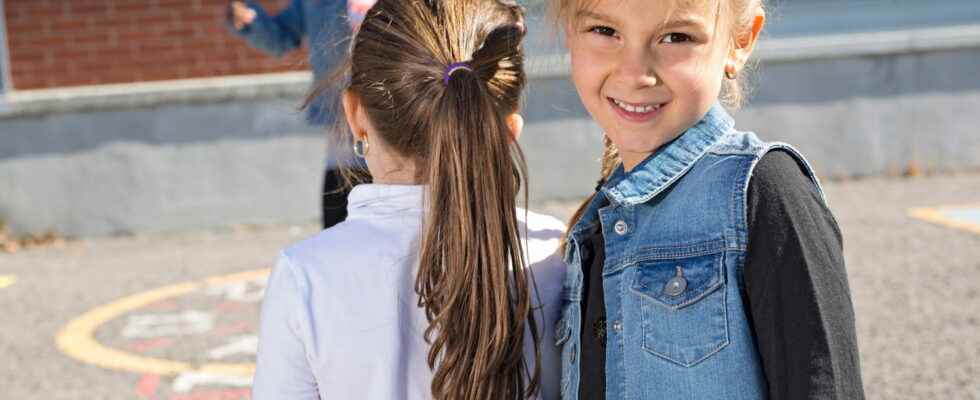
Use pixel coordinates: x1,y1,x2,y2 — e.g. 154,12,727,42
724,64,737,80
353,136,369,158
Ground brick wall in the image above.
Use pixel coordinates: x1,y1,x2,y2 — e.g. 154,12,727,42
4,0,309,90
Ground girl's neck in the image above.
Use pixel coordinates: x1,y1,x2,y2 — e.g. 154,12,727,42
366,157,418,185
361,136,419,185
371,171,417,185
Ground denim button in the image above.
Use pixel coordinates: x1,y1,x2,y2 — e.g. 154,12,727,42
611,320,623,333
664,277,687,296
664,266,688,297
613,220,628,235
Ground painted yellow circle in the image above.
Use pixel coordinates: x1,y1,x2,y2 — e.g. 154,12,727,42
909,203,980,236
55,269,270,378
0,275,16,289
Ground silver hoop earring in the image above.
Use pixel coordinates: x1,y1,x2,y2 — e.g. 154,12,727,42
353,137,369,158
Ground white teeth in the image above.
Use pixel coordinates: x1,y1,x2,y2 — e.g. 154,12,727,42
613,99,658,113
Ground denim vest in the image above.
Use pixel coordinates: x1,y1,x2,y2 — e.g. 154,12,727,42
556,104,824,399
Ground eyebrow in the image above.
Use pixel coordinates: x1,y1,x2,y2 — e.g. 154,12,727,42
574,10,621,25
659,17,707,31
575,9,707,32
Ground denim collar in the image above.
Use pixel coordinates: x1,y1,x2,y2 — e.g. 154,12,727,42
601,103,734,207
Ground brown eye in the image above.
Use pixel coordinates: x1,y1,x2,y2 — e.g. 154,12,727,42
588,25,617,37
662,32,691,43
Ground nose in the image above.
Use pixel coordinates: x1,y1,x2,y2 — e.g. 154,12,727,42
614,44,658,89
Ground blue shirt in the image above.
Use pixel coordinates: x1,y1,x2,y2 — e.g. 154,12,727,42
232,0,350,126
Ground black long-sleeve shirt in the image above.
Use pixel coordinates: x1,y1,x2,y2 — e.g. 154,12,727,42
578,150,865,399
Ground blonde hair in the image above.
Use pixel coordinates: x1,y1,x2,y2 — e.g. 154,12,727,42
550,0,766,235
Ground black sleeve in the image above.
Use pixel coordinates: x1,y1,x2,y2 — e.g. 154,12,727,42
744,150,865,400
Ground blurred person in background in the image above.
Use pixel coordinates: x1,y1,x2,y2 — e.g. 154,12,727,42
227,0,377,228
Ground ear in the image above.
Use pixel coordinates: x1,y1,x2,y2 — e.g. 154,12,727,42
342,89,366,141
728,9,766,71
505,113,524,142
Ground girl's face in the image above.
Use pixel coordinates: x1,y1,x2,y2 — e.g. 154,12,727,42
566,0,736,171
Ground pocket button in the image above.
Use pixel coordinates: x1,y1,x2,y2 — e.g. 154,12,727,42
663,266,688,297
613,220,628,235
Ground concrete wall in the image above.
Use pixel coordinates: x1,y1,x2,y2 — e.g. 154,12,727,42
737,48,980,179
1,0,11,94
1,96,324,236
2,34,979,237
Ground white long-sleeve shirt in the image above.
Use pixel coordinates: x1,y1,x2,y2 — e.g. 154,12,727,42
252,184,567,399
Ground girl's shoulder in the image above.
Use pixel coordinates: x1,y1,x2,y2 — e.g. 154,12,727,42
516,208,567,260
278,216,421,283
517,208,567,238
516,208,568,296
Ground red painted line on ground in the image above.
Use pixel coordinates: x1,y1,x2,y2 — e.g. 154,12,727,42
210,321,253,338
143,300,181,311
169,388,250,400
136,373,161,399
215,301,248,313
127,337,177,353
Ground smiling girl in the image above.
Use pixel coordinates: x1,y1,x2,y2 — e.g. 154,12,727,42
549,0,865,398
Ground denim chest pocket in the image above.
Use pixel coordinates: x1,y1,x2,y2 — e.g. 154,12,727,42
629,251,729,367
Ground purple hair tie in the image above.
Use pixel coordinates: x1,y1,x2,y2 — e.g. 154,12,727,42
443,62,473,85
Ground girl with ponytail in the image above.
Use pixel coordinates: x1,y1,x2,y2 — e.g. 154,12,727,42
251,0,566,399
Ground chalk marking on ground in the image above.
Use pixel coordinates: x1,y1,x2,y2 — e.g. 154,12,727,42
135,373,161,398
122,310,215,339
0,275,16,289
55,268,270,378
205,276,266,303
208,335,258,360
172,371,253,393
908,203,980,236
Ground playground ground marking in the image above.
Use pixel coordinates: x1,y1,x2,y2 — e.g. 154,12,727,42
908,203,980,236
0,275,16,289
55,268,270,379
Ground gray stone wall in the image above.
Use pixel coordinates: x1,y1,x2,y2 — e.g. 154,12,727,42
2,44,979,237
738,47,980,179
0,97,324,236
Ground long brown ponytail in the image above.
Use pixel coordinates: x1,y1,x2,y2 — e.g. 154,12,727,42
306,0,539,398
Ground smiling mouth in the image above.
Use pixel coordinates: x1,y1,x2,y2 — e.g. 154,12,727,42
607,97,666,120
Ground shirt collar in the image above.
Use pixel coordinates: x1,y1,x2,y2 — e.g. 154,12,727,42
347,184,425,218
601,103,734,206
